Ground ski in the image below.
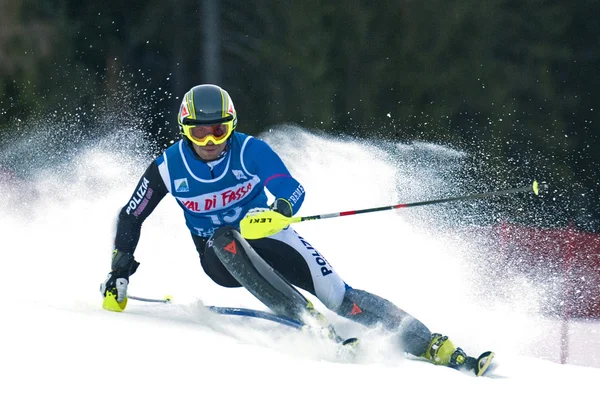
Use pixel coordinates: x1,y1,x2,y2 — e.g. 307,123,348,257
126,295,307,329
460,351,496,377
207,306,305,330
473,351,495,377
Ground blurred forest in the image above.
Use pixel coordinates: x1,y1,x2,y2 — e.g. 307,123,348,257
0,0,598,231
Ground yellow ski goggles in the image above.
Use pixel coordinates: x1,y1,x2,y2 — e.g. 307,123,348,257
181,119,234,146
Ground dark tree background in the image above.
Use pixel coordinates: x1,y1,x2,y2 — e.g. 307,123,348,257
1,0,598,231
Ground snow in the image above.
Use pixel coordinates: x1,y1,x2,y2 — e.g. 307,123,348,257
2,126,599,398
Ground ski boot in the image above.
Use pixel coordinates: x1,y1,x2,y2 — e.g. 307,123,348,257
423,333,494,376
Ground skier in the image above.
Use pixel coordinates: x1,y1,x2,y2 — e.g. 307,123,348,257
100,84,493,375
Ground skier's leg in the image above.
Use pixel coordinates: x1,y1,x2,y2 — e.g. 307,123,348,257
335,286,467,367
205,226,350,343
248,227,347,310
251,228,467,366
207,226,312,318
191,233,242,287
335,286,433,357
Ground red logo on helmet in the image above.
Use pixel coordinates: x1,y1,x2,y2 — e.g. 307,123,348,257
227,100,235,116
180,103,190,119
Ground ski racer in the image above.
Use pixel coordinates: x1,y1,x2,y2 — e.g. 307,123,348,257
100,84,493,375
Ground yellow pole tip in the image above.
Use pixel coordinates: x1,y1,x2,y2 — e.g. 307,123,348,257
164,295,173,303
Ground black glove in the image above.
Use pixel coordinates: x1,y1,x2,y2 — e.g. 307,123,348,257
270,198,293,217
100,250,139,303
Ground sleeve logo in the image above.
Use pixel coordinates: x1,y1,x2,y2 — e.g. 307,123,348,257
125,177,150,215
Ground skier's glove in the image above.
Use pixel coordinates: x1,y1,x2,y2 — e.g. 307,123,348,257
100,250,139,306
270,198,293,217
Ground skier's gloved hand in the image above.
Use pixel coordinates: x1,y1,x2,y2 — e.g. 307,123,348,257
100,250,139,303
270,198,293,217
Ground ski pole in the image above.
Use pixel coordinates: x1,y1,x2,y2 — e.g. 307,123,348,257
124,296,305,329
240,180,544,239
127,294,173,303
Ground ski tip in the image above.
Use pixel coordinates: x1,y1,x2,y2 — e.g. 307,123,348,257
533,180,539,195
475,351,495,377
341,337,360,348
163,295,173,303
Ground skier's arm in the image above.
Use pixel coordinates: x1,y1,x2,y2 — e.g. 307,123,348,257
114,161,169,253
245,138,305,215
101,161,168,309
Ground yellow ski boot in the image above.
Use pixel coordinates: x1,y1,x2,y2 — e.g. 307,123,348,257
423,333,495,376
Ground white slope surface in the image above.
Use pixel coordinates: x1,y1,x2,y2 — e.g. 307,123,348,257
1,127,599,399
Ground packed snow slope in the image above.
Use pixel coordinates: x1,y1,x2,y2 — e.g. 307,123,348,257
1,126,599,399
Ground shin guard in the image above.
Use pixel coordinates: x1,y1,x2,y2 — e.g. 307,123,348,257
212,226,311,320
